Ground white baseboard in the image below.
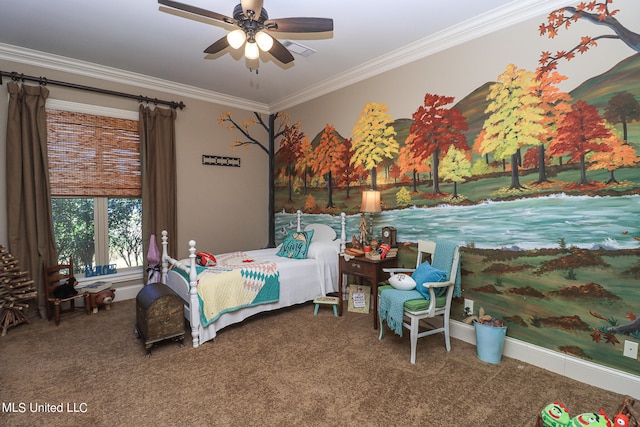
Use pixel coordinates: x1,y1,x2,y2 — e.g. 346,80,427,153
113,283,144,302
450,320,640,400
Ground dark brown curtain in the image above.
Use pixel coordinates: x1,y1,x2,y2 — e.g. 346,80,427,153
139,105,177,281
6,82,58,317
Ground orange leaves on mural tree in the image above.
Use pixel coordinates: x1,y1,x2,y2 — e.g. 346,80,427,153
311,124,346,178
538,1,635,75
587,125,640,172
398,136,431,176
294,136,314,176
532,69,572,145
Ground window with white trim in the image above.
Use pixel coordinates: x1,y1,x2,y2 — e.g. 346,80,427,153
46,101,142,277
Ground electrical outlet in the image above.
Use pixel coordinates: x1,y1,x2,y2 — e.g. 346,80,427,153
464,298,474,316
623,340,638,359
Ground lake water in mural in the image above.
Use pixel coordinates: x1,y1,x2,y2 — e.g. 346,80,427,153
276,194,640,250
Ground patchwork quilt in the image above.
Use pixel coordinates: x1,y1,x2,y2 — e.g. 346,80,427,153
196,252,280,326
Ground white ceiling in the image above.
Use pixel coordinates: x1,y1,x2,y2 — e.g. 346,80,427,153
0,0,573,112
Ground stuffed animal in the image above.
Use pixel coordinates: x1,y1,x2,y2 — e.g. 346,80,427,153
53,277,78,299
569,410,611,426
613,414,629,427
540,401,571,427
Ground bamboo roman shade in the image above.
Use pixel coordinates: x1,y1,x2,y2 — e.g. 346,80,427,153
46,109,141,197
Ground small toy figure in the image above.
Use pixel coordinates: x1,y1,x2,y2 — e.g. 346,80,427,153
541,401,571,427
613,413,629,427
569,410,611,427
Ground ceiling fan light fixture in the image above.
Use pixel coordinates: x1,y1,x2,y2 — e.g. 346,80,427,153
227,29,247,50
255,31,273,52
245,41,259,60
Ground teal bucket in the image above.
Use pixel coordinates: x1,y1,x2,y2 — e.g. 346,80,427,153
474,322,507,364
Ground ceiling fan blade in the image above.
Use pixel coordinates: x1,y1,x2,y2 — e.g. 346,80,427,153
265,17,333,33
269,38,295,64
240,0,263,20
158,0,235,25
204,36,230,55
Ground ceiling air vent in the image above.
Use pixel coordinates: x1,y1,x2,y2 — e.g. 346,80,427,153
281,40,316,57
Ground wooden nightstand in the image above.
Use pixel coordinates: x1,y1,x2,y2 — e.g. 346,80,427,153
338,255,398,329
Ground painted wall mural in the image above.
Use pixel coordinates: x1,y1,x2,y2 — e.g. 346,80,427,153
270,2,640,375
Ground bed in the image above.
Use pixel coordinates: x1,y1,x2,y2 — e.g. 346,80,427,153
160,211,347,348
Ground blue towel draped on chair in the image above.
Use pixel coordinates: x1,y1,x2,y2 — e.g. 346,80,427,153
379,289,422,336
432,239,461,298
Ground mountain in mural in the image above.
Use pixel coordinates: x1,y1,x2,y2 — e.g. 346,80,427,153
453,53,640,151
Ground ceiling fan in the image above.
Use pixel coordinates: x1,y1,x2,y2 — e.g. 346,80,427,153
158,0,333,64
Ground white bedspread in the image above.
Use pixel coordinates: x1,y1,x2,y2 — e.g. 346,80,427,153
165,239,341,344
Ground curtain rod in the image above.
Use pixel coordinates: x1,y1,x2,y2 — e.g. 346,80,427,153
0,70,186,110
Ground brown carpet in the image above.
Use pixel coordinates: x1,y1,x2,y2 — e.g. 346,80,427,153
0,298,624,427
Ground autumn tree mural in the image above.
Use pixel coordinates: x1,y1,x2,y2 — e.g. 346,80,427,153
550,100,613,185
265,0,640,378
397,134,431,193
407,93,469,195
439,147,472,199
295,136,314,196
588,124,640,184
478,64,545,190
310,124,346,208
350,102,398,190
604,91,640,142
527,69,573,183
278,124,305,202
334,138,362,200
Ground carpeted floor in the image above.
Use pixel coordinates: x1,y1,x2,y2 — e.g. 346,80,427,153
0,298,625,427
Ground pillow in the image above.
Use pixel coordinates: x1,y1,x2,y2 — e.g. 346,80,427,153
276,230,315,259
388,273,416,291
306,241,339,260
411,261,448,299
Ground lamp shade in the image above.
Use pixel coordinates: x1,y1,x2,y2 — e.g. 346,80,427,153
361,190,381,213
255,31,273,51
245,41,259,59
227,29,246,49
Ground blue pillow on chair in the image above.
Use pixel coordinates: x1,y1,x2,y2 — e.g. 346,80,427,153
411,261,448,299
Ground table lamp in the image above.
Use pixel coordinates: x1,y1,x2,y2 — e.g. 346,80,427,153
360,190,381,245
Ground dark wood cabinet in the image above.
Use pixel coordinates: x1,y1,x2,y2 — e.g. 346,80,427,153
135,283,185,356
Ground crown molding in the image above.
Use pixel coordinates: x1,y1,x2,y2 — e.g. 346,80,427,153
0,42,270,114
270,0,578,111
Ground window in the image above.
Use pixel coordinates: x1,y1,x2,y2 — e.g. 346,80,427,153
46,101,142,276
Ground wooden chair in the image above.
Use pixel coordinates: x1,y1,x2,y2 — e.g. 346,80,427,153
379,240,460,364
43,257,89,325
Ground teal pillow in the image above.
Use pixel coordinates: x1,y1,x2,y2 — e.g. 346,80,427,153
276,230,315,259
411,261,448,299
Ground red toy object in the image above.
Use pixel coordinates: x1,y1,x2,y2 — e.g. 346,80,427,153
378,243,391,259
196,252,217,266
613,413,629,427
